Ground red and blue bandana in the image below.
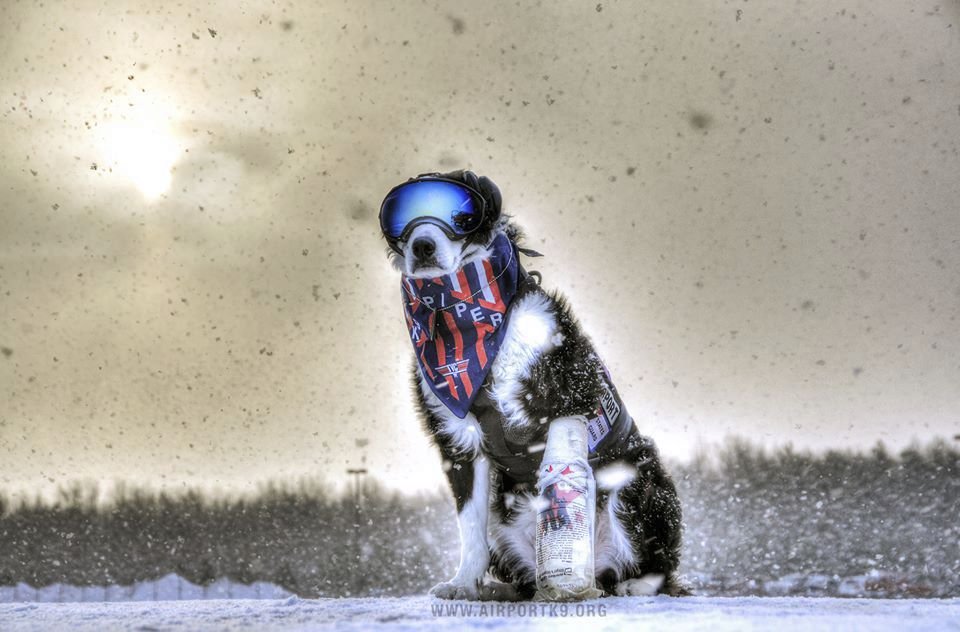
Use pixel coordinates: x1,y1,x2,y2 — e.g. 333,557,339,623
403,233,520,418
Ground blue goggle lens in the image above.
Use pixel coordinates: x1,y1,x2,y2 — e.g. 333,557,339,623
379,179,484,241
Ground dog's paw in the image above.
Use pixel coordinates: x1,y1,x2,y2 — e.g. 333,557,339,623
429,580,481,600
615,574,665,596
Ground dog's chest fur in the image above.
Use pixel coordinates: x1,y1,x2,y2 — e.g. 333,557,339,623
417,288,580,468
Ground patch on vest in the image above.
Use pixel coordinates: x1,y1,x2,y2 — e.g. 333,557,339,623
586,414,610,451
586,363,623,452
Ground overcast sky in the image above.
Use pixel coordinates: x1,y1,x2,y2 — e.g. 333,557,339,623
1,1,958,498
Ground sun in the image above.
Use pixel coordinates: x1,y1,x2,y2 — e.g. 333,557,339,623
98,109,182,201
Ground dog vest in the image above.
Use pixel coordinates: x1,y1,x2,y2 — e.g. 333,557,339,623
471,362,637,484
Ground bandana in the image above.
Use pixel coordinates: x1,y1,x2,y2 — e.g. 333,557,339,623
403,233,520,418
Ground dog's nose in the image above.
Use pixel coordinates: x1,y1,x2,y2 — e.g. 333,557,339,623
412,237,436,260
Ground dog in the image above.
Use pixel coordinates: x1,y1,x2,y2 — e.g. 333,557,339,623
379,170,685,600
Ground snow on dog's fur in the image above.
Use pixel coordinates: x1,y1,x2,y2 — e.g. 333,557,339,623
384,170,686,600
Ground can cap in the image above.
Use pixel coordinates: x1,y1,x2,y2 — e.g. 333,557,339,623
541,416,589,465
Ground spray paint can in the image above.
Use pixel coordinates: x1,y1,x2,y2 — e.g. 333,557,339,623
534,416,602,600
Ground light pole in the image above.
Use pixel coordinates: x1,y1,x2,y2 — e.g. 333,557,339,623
346,468,368,507
345,467,367,596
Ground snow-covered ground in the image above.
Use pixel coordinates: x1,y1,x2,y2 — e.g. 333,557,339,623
0,574,291,603
1,595,958,631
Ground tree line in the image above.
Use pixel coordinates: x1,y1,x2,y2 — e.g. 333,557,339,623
0,438,956,597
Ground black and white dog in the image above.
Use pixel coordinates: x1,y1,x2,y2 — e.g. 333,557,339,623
380,170,685,600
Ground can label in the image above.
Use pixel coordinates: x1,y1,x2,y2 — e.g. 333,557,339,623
535,463,600,599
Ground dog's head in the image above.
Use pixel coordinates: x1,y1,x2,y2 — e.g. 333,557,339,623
380,170,520,279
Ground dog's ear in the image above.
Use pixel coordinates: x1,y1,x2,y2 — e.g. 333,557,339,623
441,170,502,222
475,174,502,222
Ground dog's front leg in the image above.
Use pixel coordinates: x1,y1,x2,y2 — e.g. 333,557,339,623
430,454,490,600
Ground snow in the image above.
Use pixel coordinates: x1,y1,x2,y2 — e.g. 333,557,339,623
594,462,637,490
0,596,957,631
0,575,291,604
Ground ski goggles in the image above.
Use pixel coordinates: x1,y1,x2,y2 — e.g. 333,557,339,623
379,176,488,252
